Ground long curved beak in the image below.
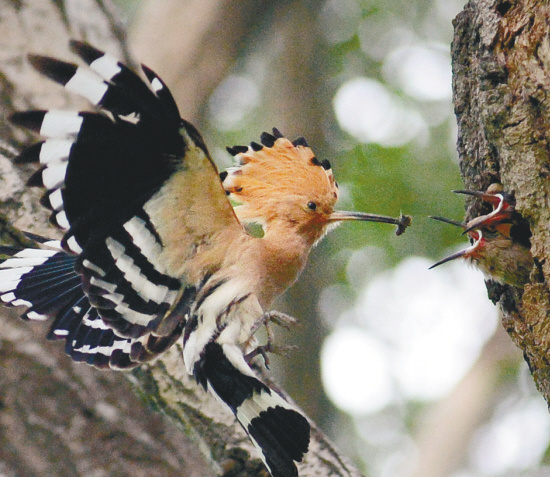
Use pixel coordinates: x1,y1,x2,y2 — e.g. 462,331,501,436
453,189,485,198
429,248,469,269
462,214,498,234
329,211,412,236
453,189,504,209
429,215,465,228
429,230,483,269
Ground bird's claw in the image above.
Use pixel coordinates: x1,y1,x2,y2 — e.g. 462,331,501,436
246,310,299,368
261,310,297,330
250,310,297,336
245,342,298,369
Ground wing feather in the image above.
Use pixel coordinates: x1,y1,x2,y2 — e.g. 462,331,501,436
7,42,243,358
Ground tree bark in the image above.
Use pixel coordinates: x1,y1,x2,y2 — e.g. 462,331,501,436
0,1,362,476
452,0,550,403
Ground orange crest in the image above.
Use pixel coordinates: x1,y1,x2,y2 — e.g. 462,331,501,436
222,129,339,229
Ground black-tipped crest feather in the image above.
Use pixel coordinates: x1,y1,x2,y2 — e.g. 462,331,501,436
227,145,248,156
272,127,283,138
292,137,308,147
260,132,277,147
250,141,263,151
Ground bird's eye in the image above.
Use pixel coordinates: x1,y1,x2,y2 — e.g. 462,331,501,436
307,201,317,210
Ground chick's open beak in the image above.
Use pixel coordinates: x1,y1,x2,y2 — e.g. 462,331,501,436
429,216,464,228
429,228,483,269
428,215,482,269
452,189,507,234
329,211,412,236
429,248,470,269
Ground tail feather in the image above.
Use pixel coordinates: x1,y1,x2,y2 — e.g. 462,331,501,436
195,342,310,477
237,396,310,477
247,404,310,462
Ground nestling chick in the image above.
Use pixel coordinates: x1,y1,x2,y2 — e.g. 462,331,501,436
430,184,533,287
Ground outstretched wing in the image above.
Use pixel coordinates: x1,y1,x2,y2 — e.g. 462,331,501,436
0,238,187,369
6,41,242,358
3,42,312,474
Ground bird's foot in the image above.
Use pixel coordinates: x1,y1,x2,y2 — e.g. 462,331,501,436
245,341,297,369
250,310,297,334
245,311,298,368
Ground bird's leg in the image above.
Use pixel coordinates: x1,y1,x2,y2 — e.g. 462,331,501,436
245,311,298,368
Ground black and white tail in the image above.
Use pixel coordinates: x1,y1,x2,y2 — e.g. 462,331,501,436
195,342,310,477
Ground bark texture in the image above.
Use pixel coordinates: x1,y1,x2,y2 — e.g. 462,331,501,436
0,1,361,476
452,0,550,402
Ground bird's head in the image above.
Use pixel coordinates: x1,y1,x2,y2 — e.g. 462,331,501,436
429,216,485,268
453,183,515,234
222,129,410,244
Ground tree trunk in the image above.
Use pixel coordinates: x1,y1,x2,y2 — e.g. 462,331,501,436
452,0,550,403
0,1,361,476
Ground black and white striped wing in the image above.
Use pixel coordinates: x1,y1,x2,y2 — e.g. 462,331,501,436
0,239,185,369
6,42,241,363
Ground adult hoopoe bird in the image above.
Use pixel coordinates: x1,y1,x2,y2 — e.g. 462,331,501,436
0,41,411,477
430,184,533,288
